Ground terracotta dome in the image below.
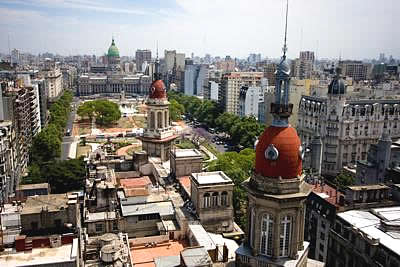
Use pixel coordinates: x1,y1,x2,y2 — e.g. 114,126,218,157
149,79,167,99
255,126,302,179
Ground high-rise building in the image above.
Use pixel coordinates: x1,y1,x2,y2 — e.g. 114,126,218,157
183,64,208,96
238,84,266,120
32,78,49,128
339,60,372,81
164,50,185,73
204,80,219,101
291,51,315,79
135,49,151,72
11,49,20,65
263,63,277,86
219,72,263,115
43,58,63,101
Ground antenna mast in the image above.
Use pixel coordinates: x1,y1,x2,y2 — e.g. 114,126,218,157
282,0,289,57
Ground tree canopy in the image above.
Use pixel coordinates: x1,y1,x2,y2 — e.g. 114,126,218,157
207,148,255,228
168,91,265,149
169,99,185,121
25,90,85,193
77,99,121,126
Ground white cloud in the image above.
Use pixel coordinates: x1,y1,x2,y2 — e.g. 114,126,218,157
0,0,399,59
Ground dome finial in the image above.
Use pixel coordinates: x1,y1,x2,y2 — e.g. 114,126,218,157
271,0,292,127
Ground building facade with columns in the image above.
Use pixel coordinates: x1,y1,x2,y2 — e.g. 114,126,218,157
297,68,400,176
77,73,151,96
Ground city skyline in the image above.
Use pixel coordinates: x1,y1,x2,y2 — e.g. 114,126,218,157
0,0,399,59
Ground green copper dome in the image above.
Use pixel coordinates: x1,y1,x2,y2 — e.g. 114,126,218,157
107,38,120,57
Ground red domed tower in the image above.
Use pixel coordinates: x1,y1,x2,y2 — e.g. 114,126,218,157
140,53,177,161
236,1,311,266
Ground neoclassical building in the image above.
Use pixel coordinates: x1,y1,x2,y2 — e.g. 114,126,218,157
297,68,400,176
140,58,177,161
77,73,151,96
236,10,311,265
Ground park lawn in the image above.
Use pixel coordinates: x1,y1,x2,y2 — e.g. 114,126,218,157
76,145,91,158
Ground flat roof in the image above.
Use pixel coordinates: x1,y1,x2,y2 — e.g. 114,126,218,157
120,177,152,188
347,184,389,191
21,194,69,215
17,183,49,191
86,211,116,222
173,149,202,158
188,224,215,250
338,207,400,256
0,238,78,266
121,200,174,217
131,240,186,267
190,171,232,186
181,246,212,267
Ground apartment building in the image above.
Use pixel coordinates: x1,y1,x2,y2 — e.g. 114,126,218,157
339,60,372,81
135,49,152,72
43,59,63,101
219,72,263,115
297,69,400,176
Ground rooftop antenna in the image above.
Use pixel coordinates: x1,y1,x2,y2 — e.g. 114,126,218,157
282,0,289,58
8,34,11,62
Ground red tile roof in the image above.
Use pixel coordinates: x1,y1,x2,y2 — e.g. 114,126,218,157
311,183,343,207
178,176,191,196
120,176,152,188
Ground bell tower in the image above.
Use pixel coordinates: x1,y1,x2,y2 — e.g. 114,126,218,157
140,52,177,161
236,1,311,266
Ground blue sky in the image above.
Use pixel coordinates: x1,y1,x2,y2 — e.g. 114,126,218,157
0,0,399,59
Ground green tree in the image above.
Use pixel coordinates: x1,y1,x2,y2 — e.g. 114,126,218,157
335,172,355,189
207,149,256,228
169,99,185,121
77,99,121,126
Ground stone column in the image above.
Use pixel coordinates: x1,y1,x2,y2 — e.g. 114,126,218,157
291,209,300,258
154,110,158,131
299,206,305,251
273,214,280,259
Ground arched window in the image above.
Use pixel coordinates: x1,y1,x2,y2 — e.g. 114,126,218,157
164,110,168,128
150,112,155,129
157,112,162,128
221,191,228,206
203,193,210,208
212,192,219,207
260,214,274,256
279,215,292,257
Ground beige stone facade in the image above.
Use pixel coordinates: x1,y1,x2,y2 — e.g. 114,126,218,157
190,171,234,233
141,97,177,161
170,149,203,178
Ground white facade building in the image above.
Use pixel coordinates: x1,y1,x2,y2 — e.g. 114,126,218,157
184,64,208,96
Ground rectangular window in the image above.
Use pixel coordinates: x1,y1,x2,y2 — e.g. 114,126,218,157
95,223,103,232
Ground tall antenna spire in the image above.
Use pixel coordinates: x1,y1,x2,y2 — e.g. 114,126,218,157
282,0,289,57
156,41,159,60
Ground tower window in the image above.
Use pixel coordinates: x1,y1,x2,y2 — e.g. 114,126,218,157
203,193,210,208
280,215,292,257
260,214,274,256
211,192,219,207
221,191,228,206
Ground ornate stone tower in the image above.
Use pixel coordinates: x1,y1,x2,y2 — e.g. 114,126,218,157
236,1,311,266
140,55,177,162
